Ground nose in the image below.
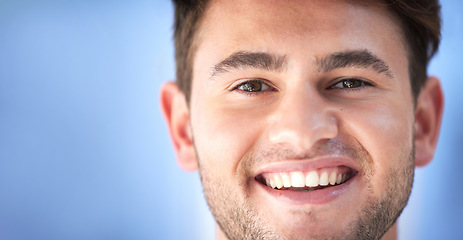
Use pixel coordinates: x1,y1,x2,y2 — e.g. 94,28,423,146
268,87,338,152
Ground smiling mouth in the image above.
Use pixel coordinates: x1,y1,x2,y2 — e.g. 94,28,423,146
255,166,358,191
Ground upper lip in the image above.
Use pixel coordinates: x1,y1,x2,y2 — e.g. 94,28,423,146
254,156,360,176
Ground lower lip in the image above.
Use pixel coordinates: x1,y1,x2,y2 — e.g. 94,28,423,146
254,175,358,205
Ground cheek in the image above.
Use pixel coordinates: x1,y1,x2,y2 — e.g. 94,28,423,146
191,98,268,175
342,101,414,192
362,106,412,151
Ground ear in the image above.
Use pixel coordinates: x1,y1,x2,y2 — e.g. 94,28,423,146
414,76,444,167
160,82,198,172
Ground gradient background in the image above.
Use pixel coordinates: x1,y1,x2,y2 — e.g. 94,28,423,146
0,0,462,239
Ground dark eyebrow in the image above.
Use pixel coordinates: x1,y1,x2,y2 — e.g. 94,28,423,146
210,51,287,78
317,50,394,78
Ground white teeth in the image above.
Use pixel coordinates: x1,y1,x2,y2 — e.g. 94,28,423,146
290,171,305,187
319,172,329,186
306,171,319,187
270,178,276,189
336,173,342,184
282,173,291,187
274,175,283,189
265,170,351,189
329,172,337,185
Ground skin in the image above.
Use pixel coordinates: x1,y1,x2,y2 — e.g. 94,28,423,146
161,0,444,239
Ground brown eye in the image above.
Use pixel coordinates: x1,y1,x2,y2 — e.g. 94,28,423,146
237,80,269,92
331,78,370,89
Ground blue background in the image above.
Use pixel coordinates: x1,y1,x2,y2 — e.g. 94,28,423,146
0,0,461,239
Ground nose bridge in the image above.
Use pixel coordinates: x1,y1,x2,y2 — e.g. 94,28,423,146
268,86,338,151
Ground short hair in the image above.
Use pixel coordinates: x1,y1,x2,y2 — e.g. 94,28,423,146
172,0,441,103
172,0,209,102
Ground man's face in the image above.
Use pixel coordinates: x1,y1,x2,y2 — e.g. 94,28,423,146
190,0,415,239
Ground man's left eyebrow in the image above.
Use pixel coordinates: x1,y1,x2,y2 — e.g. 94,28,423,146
210,51,287,79
317,50,394,78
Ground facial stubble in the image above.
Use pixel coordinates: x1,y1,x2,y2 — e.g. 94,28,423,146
196,140,415,240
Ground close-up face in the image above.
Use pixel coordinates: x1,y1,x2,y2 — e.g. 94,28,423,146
163,0,441,239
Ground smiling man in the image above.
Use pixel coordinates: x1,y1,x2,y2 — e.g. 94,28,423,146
160,0,444,239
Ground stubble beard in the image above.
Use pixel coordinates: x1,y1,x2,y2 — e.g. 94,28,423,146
197,142,415,240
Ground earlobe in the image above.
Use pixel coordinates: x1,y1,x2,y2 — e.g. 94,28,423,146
414,76,444,167
160,82,198,172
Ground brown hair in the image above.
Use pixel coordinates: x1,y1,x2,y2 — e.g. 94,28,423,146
386,0,441,101
172,0,441,102
172,0,209,102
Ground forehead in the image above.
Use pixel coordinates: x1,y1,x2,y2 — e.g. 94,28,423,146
203,0,380,30
197,0,403,46
192,0,408,88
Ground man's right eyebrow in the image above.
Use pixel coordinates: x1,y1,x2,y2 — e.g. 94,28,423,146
210,51,287,78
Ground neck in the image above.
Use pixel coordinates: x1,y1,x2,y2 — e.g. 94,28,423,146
382,223,398,240
216,226,228,240
215,222,398,240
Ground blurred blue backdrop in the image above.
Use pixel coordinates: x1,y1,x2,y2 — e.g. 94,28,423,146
0,0,461,239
